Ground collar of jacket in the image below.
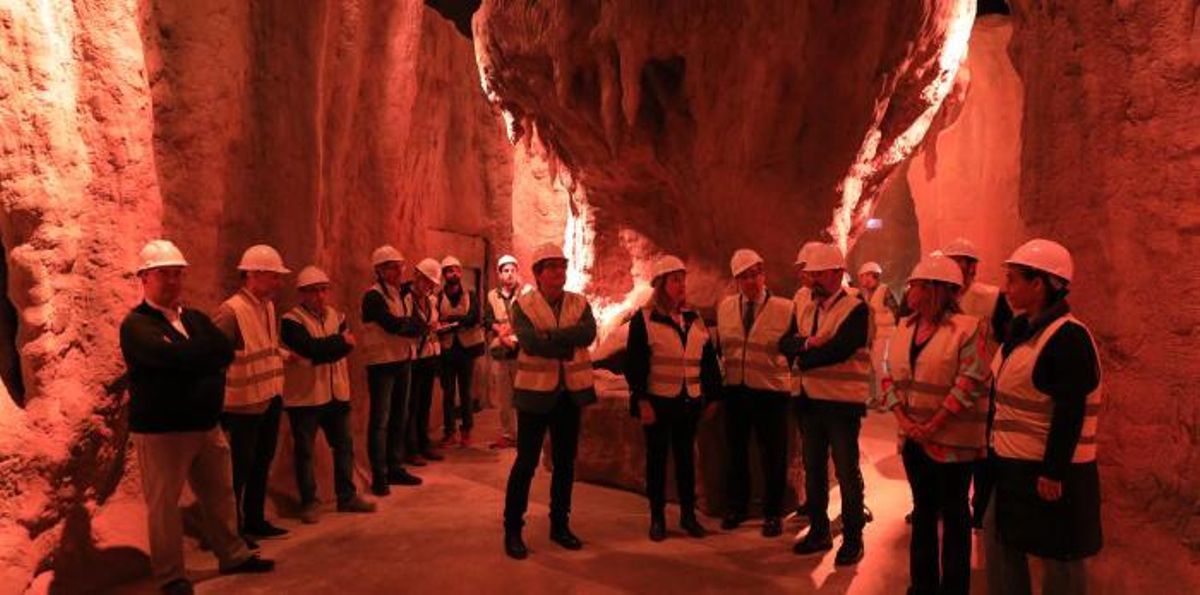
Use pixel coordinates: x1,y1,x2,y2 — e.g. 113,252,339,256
1004,299,1071,355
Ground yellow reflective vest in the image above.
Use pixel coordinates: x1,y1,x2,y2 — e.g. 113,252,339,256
361,284,414,365
438,290,485,350
223,291,285,407
513,291,595,392
798,290,873,403
960,281,1002,359
409,291,441,360
642,308,709,399
717,293,793,393
282,305,351,407
992,314,1102,463
865,283,897,340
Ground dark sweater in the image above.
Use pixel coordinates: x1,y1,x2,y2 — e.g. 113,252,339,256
120,302,235,433
280,313,352,365
510,294,598,413
361,286,426,337
437,287,485,358
624,308,723,417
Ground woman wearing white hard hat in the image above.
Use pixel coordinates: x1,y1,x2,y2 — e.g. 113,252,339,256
404,258,448,465
360,245,424,495
882,255,989,595
624,255,723,542
986,239,1102,595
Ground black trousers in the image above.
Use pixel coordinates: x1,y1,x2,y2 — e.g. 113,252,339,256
801,405,865,538
503,396,581,532
902,440,973,595
220,395,282,529
643,397,701,519
971,457,995,526
287,400,356,506
407,357,439,454
724,391,789,518
440,348,477,434
366,362,410,481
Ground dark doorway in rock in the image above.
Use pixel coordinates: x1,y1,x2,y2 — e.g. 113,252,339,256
0,239,25,406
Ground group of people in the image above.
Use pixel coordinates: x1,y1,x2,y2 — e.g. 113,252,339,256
121,232,1102,595
121,240,528,595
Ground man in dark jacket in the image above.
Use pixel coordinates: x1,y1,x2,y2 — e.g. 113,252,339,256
121,240,273,595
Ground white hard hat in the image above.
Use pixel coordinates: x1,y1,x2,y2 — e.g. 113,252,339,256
497,254,518,270
296,265,331,289
942,238,981,261
371,245,405,267
730,249,764,277
802,244,846,273
137,239,189,272
794,241,824,266
441,255,462,270
929,249,945,258
237,244,291,274
651,255,686,281
858,261,883,276
415,258,443,285
1005,238,1073,283
531,243,567,267
909,255,964,287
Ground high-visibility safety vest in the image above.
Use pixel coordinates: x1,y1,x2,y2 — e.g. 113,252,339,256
992,314,1102,463
438,290,485,349
717,294,793,393
513,290,595,392
865,283,897,338
790,287,813,396
798,291,873,403
361,284,413,365
643,308,709,399
887,314,988,449
960,281,1002,358
409,291,441,360
487,286,519,351
282,305,351,407
223,291,285,407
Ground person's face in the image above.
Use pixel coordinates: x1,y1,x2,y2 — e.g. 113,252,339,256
299,284,330,312
809,269,843,297
662,271,687,307
246,270,284,299
498,264,518,287
414,274,437,296
142,266,185,308
1004,266,1042,311
536,259,568,293
376,261,404,286
950,256,977,286
907,279,931,314
735,265,766,297
795,265,812,288
858,272,879,291
443,265,462,286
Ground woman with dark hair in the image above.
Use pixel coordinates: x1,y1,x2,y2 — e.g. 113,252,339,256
883,255,989,595
624,255,723,541
987,239,1102,595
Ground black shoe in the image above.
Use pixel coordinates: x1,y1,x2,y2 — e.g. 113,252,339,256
762,516,783,538
792,531,833,555
219,554,276,575
549,526,583,550
244,521,289,539
649,518,667,542
835,539,864,566
680,514,709,538
504,531,528,560
161,578,194,595
242,535,260,551
421,449,445,462
720,513,746,530
388,469,423,486
371,480,391,496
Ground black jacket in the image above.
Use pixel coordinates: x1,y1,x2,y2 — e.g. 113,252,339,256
120,302,235,433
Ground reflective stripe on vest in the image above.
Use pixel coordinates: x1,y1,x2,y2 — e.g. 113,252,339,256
439,290,485,349
887,314,988,449
991,314,1102,462
487,287,517,351
282,306,351,407
360,284,413,365
513,291,594,392
643,309,708,398
224,292,284,407
717,294,793,393
799,291,872,403
960,281,1001,361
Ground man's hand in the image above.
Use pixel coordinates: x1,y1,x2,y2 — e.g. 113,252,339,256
638,401,656,426
1036,476,1063,502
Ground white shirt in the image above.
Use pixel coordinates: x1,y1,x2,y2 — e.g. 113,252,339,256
147,298,188,338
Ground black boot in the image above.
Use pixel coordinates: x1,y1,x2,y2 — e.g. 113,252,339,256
720,512,746,530
504,530,528,560
835,536,865,566
761,516,783,538
680,511,709,538
649,517,667,542
549,523,583,550
793,530,833,555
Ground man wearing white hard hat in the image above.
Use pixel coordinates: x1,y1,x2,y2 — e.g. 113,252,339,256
789,243,871,565
881,255,989,594
436,255,486,448
360,245,424,495
213,244,292,541
714,248,797,539
503,243,597,560
281,266,375,524
987,239,1102,595
121,240,274,593
405,258,448,465
940,237,1014,529
624,255,723,542
483,254,529,449
783,241,823,525
857,261,900,403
